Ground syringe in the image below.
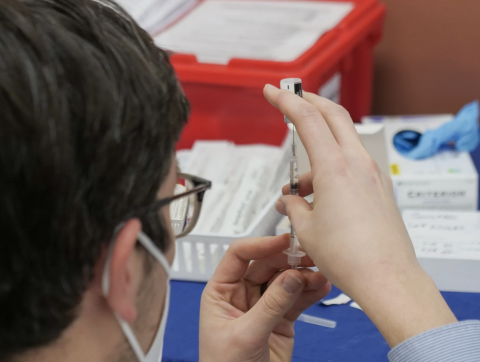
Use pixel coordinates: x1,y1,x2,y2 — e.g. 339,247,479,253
280,78,306,269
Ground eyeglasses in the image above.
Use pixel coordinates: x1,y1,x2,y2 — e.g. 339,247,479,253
128,173,212,238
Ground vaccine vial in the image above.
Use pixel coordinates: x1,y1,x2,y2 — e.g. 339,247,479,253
280,78,303,123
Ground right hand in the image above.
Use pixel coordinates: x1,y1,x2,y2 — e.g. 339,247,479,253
263,84,457,347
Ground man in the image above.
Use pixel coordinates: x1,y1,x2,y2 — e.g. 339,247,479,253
1,1,479,362
0,1,330,361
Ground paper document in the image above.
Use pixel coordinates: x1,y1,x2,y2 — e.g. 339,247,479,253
403,210,480,259
114,0,197,34
155,0,354,64
179,139,289,236
350,302,363,310
321,293,351,306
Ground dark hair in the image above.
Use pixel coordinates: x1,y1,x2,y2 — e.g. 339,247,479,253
0,0,188,359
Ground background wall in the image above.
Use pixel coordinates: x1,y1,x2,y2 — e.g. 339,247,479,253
373,0,480,115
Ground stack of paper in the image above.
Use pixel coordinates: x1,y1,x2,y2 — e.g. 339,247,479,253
403,210,480,293
177,139,290,236
114,0,197,34
155,0,354,64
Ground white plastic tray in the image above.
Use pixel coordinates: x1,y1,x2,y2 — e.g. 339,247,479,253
171,193,283,282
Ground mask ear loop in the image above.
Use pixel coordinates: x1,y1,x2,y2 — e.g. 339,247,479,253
102,224,171,362
102,224,147,362
137,231,171,273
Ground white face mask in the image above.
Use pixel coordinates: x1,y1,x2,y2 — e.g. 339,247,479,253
102,228,171,362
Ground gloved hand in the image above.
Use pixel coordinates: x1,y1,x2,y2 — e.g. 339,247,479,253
403,100,479,160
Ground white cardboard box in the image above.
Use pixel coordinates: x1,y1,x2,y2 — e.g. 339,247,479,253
403,209,480,293
363,115,478,211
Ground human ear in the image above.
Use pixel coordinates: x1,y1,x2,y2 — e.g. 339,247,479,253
105,219,142,324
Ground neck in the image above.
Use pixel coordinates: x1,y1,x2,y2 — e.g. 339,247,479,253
16,290,123,362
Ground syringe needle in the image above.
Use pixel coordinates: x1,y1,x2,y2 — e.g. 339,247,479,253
292,125,296,156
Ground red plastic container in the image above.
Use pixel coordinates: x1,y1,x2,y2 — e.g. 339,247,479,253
168,0,386,149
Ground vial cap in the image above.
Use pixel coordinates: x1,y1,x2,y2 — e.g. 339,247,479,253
280,78,303,123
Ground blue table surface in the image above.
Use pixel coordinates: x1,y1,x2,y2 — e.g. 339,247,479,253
164,147,480,362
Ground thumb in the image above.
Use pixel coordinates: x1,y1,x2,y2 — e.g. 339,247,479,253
242,270,305,339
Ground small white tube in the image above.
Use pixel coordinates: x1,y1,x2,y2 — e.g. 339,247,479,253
297,314,337,329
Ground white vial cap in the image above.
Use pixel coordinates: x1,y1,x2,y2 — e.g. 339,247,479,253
280,78,303,123
280,78,302,93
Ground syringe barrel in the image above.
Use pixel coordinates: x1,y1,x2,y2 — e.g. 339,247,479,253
280,78,303,123
291,230,301,252
290,156,299,196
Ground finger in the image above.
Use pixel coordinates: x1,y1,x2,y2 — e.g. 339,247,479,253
263,270,331,333
251,268,325,310
275,195,311,229
268,269,331,322
303,92,362,148
242,270,305,340
282,172,314,197
210,234,290,284
264,84,339,167
285,282,332,322
243,253,316,286
267,268,329,292
276,200,314,216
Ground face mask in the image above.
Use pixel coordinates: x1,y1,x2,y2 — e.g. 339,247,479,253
102,228,171,362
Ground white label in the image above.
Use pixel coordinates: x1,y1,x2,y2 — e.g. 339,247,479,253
394,179,478,210
318,73,341,104
403,210,480,259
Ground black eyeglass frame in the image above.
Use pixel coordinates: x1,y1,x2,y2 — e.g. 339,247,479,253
127,173,212,238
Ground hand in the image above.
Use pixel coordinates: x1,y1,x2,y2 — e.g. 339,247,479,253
199,234,331,362
406,100,479,159
263,85,457,347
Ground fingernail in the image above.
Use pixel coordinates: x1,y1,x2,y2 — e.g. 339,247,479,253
283,273,302,294
264,84,275,89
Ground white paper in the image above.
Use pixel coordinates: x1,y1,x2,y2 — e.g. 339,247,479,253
139,0,198,34
321,293,351,306
155,0,354,64
350,302,363,310
114,0,155,20
115,0,197,34
181,139,289,236
403,210,480,260
176,149,192,171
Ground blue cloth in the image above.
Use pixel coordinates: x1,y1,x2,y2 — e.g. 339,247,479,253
389,320,480,362
164,284,480,362
393,101,480,160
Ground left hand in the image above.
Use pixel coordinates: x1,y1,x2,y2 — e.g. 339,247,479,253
199,234,331,362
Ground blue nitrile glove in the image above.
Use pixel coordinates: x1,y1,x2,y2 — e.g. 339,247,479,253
404,100,480,160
